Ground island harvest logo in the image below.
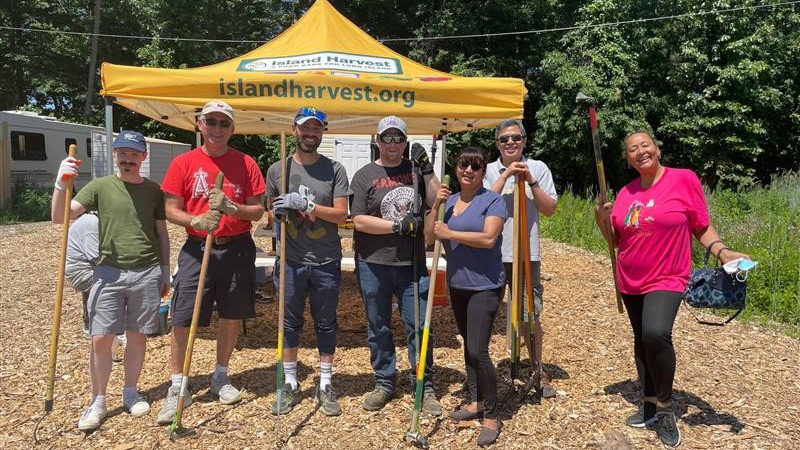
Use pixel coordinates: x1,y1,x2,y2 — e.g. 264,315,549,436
238,52,402,74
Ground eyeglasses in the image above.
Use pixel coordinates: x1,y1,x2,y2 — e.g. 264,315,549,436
295,107,328,124
379,133,407,144
498,134,524,144
203,117,232,128
457,156,485,171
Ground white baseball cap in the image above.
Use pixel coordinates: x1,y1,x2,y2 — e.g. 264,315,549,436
201,100,235,121
376,116,407,136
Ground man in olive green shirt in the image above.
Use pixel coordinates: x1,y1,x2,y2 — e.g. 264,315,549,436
52,130,170,431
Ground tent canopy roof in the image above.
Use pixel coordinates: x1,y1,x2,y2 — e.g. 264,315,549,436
101,0,526,134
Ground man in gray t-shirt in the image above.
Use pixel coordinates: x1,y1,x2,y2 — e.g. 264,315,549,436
484,118,558,399
65,212,100,334
265,107,350,417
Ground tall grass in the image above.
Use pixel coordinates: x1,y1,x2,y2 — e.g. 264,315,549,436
541,173,800,328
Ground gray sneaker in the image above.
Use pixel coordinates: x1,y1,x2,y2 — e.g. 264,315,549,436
363,388,394,411
649,408,682,448
210,373,241,405
421,388,442,417
625,402,656,428
156,384,192,425
316,384,342,416
271,382,301,415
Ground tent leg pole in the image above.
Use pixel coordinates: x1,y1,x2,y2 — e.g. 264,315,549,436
104,97,114,177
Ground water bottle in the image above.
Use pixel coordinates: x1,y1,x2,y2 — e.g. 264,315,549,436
157,300,170,336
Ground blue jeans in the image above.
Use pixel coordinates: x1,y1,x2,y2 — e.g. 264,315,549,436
356,260,434,393
273,259,341,355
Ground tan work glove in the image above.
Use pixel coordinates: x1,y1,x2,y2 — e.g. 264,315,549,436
208,187,239,215
190,209,222,232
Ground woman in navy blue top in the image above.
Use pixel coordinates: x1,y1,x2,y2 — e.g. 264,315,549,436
424,146,507,447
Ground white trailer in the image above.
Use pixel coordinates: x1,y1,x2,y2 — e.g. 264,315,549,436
0,111,191,200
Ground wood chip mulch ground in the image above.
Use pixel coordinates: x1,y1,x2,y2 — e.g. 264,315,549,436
1,222,798,449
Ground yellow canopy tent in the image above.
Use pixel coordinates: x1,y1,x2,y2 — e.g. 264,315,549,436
100,0,526,135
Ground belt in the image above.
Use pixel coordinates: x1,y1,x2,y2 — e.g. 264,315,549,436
187,232,249,246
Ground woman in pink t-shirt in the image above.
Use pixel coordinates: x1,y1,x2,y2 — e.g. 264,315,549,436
595,131,748,448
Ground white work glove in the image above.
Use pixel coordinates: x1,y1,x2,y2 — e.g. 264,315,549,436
55,157,81,190
272,192,310,221
208,187,239,215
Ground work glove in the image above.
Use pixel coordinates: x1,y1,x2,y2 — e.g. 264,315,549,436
208,187,239,215
55,156,81,190
190,209,222,232
272,192,309,221
410,143,433,176
392,213,420,236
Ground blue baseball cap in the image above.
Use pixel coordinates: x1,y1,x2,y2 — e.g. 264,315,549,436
113,130,147,153
294,107,327,126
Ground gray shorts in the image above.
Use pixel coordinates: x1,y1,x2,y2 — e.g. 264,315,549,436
502,261,544,322
87,264,162,336
65,263,94,293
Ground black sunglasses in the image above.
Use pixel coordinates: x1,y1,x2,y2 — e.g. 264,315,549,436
497,134,524,144
204,117,232,128
379,133,407,144
457,156,485,171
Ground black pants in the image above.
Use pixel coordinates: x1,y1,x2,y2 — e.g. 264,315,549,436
450,286,502,419
622,291,682,403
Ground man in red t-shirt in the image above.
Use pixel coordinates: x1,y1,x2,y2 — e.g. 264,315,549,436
156,100,265,424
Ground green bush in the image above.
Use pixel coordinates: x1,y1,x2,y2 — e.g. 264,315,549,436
0,184,52,224
541,173,800,327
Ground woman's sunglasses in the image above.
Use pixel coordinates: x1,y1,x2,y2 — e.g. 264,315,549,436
379,133,407,144
457,156,485,171
203,117,232,128
497,134,524,144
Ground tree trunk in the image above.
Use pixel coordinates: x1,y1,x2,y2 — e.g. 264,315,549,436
83,0,102,119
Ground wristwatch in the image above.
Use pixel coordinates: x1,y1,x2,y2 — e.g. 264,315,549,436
305,201,317,213
528,180,539,189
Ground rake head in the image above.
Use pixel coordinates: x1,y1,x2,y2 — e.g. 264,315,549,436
404,430,428,449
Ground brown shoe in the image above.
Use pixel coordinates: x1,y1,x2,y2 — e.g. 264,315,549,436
448,407,483,421
477,421,502,447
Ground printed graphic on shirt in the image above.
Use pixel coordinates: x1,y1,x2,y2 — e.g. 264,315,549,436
624,200,645,228
381,186,415,220
192,167,210,198
286,184,326,240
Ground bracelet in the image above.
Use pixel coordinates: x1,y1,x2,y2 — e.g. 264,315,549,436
706,239,723,252
716,246,730,259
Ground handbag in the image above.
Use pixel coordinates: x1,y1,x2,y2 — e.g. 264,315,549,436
683,243,746,326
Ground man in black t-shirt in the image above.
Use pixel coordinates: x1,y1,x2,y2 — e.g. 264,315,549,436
350,116,442,416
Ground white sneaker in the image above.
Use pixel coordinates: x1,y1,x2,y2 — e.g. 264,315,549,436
123,392,151,417
210,373,241,405
78,403,107,431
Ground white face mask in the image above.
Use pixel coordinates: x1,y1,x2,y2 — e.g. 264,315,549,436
723,258,759,282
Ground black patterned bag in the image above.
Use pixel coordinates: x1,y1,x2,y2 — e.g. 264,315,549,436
683,245,746,326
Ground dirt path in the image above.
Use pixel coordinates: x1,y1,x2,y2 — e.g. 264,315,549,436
1,222,797,449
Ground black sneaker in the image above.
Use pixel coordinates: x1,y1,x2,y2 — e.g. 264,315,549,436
649,408,681,448
270,382,301,415
363,388,394,411
625,402,656,428
316,384,342,416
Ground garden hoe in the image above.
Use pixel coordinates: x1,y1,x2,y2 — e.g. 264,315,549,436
168,172,224,441
274,131,288,449
576,92,624,313
34,144,77,444
404,175,448,449
516,175,541,403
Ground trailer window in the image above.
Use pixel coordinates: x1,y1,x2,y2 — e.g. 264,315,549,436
65,138,77,155
86,138,92,158
11,131,47,160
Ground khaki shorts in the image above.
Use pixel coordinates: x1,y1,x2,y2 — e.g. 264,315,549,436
87,264,162,335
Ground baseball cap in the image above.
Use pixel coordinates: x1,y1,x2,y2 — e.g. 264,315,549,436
377,116,407,136
294,106,327,126
113,130,147,153
201,100,235,121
